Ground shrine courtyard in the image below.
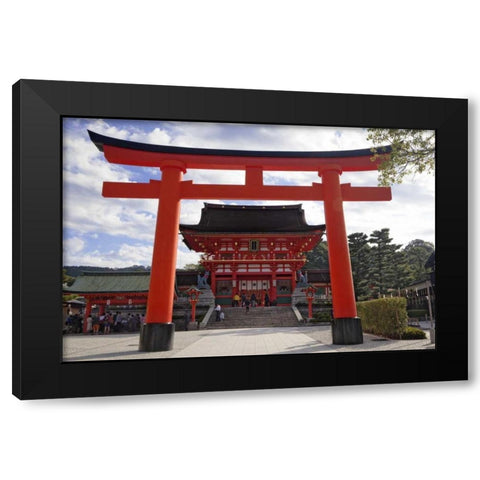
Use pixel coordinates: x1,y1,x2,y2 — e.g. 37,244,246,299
63,324,433,362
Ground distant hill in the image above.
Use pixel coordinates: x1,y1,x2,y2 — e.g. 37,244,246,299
64,265,151,278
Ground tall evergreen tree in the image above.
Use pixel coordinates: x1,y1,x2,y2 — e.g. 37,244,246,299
348,232,371,300
367,228,402,297
391,249,415,290
304,241,329,270
305,228,433,299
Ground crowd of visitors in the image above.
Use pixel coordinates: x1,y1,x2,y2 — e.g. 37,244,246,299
63,312,146,335
65,290,275,334
232,290,270,308
212,289,274,322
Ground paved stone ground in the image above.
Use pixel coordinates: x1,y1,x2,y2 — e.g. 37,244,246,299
63,325,434,362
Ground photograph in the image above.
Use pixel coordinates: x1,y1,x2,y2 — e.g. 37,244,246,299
62,118,436,362
13,79,467,401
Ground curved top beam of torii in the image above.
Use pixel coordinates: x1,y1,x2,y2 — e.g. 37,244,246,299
88,130,391,172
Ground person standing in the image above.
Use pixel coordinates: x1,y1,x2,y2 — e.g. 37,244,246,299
215,304,222,322
92,315,100,334
103,313,111,334
233,293,240,307
183,310,190,331
86,314,93,334
264,291,270,307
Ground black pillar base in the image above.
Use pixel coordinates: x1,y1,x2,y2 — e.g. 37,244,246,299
139,323,175,352
331,317,363,345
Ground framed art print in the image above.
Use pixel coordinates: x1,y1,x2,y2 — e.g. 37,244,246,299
13,80,468,399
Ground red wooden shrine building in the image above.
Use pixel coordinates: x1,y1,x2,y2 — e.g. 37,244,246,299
64,270,205,333
64,271,149,333
180,203,325,306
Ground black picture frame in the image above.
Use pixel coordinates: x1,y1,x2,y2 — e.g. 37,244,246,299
12,79,468,400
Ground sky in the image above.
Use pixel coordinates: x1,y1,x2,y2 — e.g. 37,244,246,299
62,118,435,269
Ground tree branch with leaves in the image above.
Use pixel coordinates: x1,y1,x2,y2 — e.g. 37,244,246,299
367,128,435,186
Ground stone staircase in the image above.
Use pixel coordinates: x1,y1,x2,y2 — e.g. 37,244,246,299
206,306,300,329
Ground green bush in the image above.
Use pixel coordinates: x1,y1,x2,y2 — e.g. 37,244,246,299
312,311,332,323
357,297,408,339
401,326,427,339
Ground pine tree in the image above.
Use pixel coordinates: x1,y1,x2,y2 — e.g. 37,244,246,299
367,228,402,297
348,232,371,300
391,249,415,290
304,241,329,270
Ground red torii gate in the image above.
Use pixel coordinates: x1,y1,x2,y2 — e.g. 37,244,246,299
88,130,392,351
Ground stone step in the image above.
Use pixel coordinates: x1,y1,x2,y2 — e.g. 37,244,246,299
206,306,299,329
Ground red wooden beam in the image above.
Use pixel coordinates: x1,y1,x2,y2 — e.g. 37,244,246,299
103,179,391,203
180,180,324,201
102,180,162,198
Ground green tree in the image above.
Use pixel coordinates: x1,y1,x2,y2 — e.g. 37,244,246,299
391,249,415,291
367,228,403,297
367,128,435,186
62,268,75,286
304,241,329,270
348,232,371,300
403,239,435,283
183,262,205,272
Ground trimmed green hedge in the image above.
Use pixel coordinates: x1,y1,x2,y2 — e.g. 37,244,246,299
357,297,408,339
312,311,332,323
401,326,427,339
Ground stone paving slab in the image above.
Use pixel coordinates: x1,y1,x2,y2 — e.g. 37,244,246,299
63,325,433,362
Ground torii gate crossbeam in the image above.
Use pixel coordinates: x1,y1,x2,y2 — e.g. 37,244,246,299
88,130,392,351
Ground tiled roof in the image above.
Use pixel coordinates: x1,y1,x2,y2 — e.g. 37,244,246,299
64,271,150,293
180,203,325,234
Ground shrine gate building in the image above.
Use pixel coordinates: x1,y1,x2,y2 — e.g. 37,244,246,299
180,203,325,306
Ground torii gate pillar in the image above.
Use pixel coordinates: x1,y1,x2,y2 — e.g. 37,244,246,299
321,166,362,344
139,163,184,351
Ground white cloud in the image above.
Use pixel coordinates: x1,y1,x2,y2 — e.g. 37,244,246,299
145,128,171,145
63,125,159,244
85,119,133,141
65,242,154,269
117,243,154,264
176,246,202,269
63,237,85,255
